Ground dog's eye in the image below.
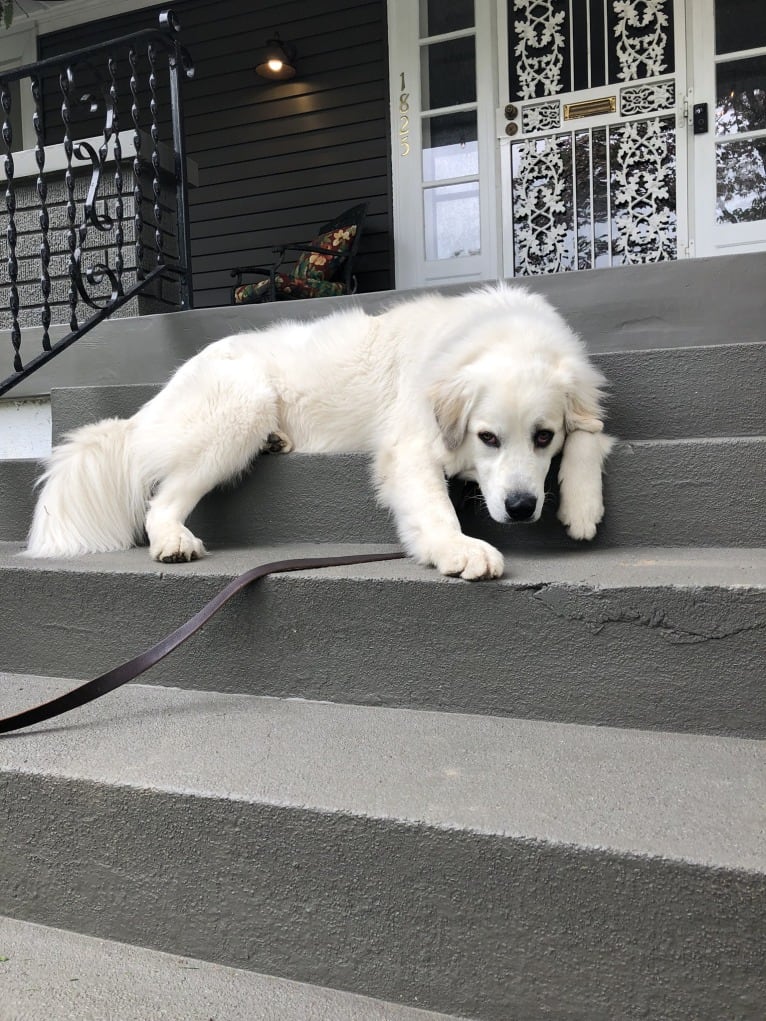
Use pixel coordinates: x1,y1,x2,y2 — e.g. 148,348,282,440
478,431,500,448
533,429,554,448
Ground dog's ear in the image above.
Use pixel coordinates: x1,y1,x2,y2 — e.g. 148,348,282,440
428,375,474,449
559,357,607,434
565,395,604,434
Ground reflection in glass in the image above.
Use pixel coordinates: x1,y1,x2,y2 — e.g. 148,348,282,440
422,112,478,182
420,0,474,37
715,56,766,135
421,36,476,110
716,138,766,223
591,128,611,268
715,0,766,54
424,183,481,260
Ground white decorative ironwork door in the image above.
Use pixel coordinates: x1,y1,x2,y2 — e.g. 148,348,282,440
500,0,687,275
691,0,766,257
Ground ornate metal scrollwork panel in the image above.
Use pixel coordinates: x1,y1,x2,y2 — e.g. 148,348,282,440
521,100,561,132
511,115,676,274
612,0,671,82
510,0,674,100
610,115,676,263
511,134,575,274
511,0,567,100
620,79,675,116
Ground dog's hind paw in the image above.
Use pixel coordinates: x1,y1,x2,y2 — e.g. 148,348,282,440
150,525,207,563
431,536,505,581
262,430,293,454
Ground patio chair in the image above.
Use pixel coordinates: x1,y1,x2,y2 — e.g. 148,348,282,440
230,203,368,303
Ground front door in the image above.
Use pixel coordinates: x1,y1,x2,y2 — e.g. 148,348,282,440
499,0,688,276
691,0,766,256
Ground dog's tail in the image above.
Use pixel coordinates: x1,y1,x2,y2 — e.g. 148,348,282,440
25,418,147,557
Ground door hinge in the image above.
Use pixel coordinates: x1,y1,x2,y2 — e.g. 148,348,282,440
682,91,694,124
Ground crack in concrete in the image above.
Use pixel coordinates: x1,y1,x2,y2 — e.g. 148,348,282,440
531,588,766,645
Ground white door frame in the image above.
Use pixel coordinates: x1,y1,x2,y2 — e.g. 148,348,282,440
387,0,500,289
689,0,766,257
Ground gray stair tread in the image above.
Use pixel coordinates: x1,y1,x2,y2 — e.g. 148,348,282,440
1,540,764,587
1,673,764,872
0,916,462,1021
3,543,763,739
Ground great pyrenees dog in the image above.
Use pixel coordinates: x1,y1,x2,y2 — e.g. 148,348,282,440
26,284,613,580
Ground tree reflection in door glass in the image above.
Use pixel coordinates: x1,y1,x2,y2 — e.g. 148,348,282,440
715,55,766,134
716,139,766,223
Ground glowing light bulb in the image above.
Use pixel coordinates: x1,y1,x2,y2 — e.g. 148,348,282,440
268,58,284,72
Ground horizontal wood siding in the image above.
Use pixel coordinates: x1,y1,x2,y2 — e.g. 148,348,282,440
39,0,393,307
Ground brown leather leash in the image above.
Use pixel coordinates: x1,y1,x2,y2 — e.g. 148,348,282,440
0,549,405,735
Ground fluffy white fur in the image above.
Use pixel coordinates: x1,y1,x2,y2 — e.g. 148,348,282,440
26,284,613,580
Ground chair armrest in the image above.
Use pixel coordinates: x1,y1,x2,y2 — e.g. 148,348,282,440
230,264,274,279
281,242,343,254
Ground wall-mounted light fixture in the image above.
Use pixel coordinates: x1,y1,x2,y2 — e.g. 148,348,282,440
255,34,297,80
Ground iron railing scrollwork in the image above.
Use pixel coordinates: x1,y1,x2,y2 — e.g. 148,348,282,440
0,9,194,397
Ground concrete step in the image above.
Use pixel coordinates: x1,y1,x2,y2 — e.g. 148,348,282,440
2,437,764,548
0,917,466,1021
1,677,763,1021
9,252,766,397
0,457,35,542
46,342,766,445
1,543,763,737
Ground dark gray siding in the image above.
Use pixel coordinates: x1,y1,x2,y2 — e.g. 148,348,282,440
39,0,393,307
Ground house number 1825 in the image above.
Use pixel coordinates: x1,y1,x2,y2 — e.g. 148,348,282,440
399,72,410,157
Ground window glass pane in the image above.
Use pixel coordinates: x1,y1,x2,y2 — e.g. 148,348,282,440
716,138,766,223
715,0,766,54
420,0,474,37
421,36,476,110
422,112,478,181
424,183,481,260
715,55,766,134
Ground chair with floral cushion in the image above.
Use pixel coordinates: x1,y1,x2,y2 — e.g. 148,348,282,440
230,203,368,303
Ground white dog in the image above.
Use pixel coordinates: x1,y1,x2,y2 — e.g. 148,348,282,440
26,284,613,580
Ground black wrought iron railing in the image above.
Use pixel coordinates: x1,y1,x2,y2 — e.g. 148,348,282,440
0,9,194,397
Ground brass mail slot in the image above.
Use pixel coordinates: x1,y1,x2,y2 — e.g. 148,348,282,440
564,96,616,120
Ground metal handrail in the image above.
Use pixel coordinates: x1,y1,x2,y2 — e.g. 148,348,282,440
0,8,194,397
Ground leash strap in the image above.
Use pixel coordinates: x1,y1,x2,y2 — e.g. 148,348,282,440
0,550,405,735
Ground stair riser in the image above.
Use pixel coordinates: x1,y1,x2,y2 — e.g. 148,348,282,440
2,772,762,1021
2,569,762,737
0,459,36,542
2,439,763,548
48,342,766,445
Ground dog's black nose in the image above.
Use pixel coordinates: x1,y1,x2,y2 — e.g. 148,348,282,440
505,493,537,521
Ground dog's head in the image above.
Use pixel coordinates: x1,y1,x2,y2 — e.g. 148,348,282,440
428,318,606,525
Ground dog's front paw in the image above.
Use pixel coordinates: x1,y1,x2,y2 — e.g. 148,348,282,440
557,494,604,541
431,536,504,580
150,525,207,563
